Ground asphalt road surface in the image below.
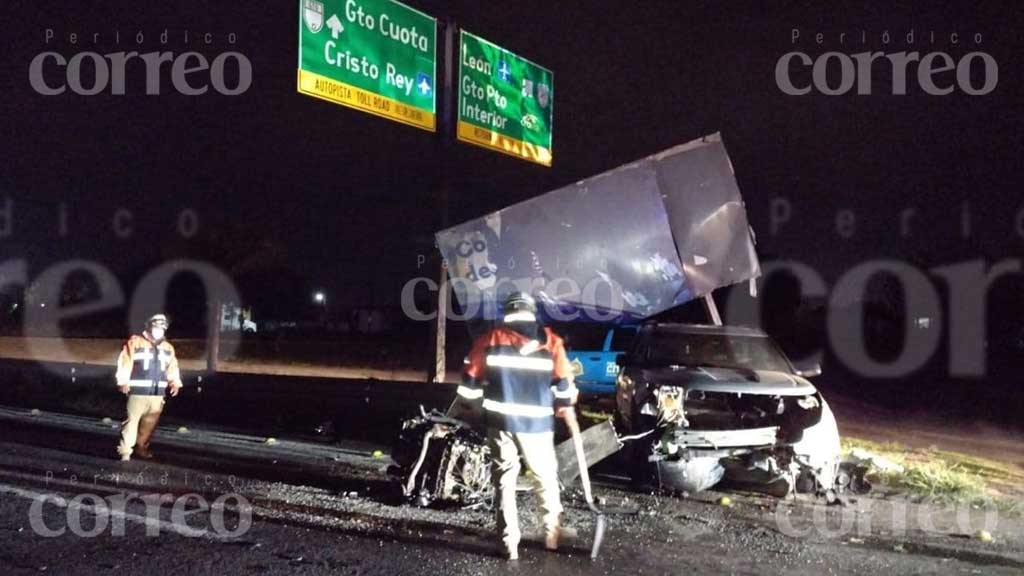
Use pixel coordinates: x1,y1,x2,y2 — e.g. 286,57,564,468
1,407,1022,575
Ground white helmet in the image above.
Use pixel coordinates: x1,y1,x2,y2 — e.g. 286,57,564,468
146,314,170,330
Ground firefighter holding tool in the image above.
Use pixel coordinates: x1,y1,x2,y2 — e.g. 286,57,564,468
450,292,578,561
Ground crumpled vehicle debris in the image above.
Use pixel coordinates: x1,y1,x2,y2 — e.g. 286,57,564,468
845,448,905,474
390,408,492,507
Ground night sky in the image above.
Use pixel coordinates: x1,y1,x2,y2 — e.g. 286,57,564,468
2,0,1022,311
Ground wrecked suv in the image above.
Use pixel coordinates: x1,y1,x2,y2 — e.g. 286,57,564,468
615,323,840,497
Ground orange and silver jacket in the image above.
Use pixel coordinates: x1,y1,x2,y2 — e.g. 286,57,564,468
115,333,181,397
459,324,577,433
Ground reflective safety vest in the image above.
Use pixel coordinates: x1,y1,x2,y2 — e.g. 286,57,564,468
116,334,181,397
458,325,577,433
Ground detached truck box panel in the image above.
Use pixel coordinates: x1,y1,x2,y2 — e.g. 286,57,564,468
436,133,760,322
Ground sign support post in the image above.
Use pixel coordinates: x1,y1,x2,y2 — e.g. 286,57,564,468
431,20,457,384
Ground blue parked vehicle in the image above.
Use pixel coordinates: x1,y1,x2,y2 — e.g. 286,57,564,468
560,325,638,395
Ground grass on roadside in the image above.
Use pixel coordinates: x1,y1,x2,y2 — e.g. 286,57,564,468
842,437,1023,514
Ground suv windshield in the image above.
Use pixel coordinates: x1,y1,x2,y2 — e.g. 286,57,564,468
639,331,792,373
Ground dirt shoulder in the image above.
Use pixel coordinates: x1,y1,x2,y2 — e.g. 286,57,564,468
0,336,446,383
829,394,1024,501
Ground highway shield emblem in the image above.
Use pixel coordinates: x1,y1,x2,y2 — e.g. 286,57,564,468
304,0,324,34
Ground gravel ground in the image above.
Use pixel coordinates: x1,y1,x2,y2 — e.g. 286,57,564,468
1,409,1023,575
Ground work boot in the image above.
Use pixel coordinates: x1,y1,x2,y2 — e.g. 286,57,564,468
544,525,561,551
134,413,160,460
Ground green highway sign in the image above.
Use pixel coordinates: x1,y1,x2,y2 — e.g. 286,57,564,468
298,0,437,131
457,30,553,166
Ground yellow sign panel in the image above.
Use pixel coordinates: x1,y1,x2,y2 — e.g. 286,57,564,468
297,69,436,132
457,121,552,166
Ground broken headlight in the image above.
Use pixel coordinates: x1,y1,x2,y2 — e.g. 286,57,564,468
655,386,688,426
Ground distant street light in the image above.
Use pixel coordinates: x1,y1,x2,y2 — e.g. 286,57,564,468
314,291,326,305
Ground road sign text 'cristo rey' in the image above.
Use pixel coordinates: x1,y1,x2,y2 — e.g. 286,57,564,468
298,0,437,131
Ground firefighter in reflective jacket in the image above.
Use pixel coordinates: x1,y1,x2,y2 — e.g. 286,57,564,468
115,314,182,461
451,292,578,561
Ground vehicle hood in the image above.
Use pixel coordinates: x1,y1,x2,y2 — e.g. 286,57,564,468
637,366,817,396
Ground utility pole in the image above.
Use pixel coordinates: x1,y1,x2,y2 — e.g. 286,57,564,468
430,20,457,384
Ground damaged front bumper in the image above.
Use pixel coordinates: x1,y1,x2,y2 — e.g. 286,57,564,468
648,397,841,497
